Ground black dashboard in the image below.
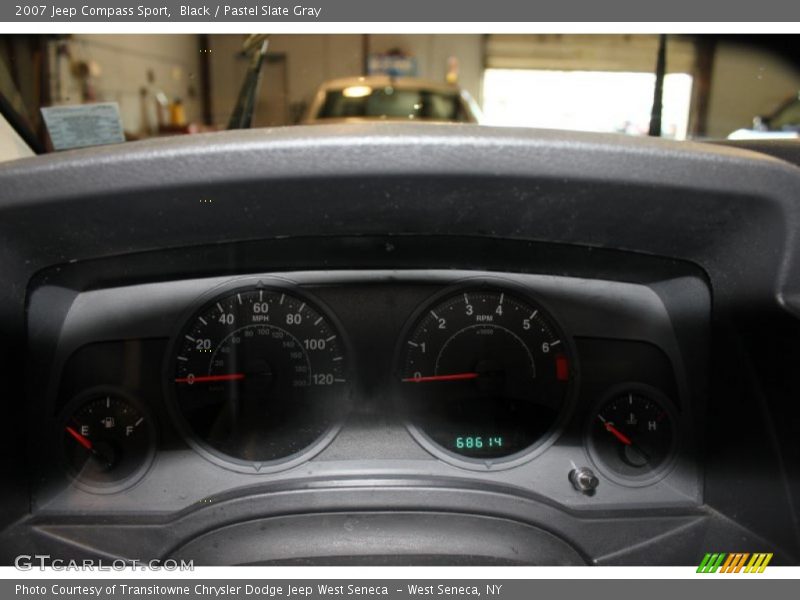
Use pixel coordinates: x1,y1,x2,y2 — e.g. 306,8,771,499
0,124,798,565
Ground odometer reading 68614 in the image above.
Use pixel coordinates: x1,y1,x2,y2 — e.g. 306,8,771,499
170,284,348,470
398,285,574,464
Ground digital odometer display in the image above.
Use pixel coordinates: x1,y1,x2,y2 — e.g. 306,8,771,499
170,284,348,470
398,285,573,463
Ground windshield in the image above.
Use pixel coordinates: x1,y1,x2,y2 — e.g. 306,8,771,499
316,87,471,122
0,34,798,153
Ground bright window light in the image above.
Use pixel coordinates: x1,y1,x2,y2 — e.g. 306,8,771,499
482,69,694,140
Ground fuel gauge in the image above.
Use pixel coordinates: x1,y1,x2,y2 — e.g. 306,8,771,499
60,391,156,493
587,386,677,485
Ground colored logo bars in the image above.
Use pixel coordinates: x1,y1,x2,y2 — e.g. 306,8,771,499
697,553,773,573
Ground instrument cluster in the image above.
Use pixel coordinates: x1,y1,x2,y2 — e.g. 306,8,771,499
37,271,703,510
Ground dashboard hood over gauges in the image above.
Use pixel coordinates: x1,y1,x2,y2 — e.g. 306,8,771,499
0,123,798,312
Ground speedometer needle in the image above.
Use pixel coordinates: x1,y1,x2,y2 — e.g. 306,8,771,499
401,372,480,383
174,373,246,384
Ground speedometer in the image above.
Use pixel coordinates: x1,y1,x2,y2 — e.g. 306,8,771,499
168,281,349,472
397,283,575,468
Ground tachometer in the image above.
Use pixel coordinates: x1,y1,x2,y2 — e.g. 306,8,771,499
397,283,575,467
169,282,348,472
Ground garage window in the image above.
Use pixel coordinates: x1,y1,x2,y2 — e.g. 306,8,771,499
481,69,693,139
481,34,697,139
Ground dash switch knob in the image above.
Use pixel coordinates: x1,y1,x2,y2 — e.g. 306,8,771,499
569,467,599,495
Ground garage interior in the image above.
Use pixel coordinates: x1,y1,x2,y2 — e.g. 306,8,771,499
1,34,799,146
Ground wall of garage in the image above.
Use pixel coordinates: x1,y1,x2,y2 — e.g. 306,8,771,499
367,35,484,104
53,35,204,136
705,41,800,138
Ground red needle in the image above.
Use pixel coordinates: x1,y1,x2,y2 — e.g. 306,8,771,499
603,422,633,446
174,373,246,384
65,426,93,451
401,372,480,383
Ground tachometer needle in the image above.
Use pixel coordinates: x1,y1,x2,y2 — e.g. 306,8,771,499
401,372,480,383
174,373,246,384
65,426,93,451
597,416,632,446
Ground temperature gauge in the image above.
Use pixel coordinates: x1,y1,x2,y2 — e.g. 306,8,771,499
587,386,677,485
60,391,156,492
